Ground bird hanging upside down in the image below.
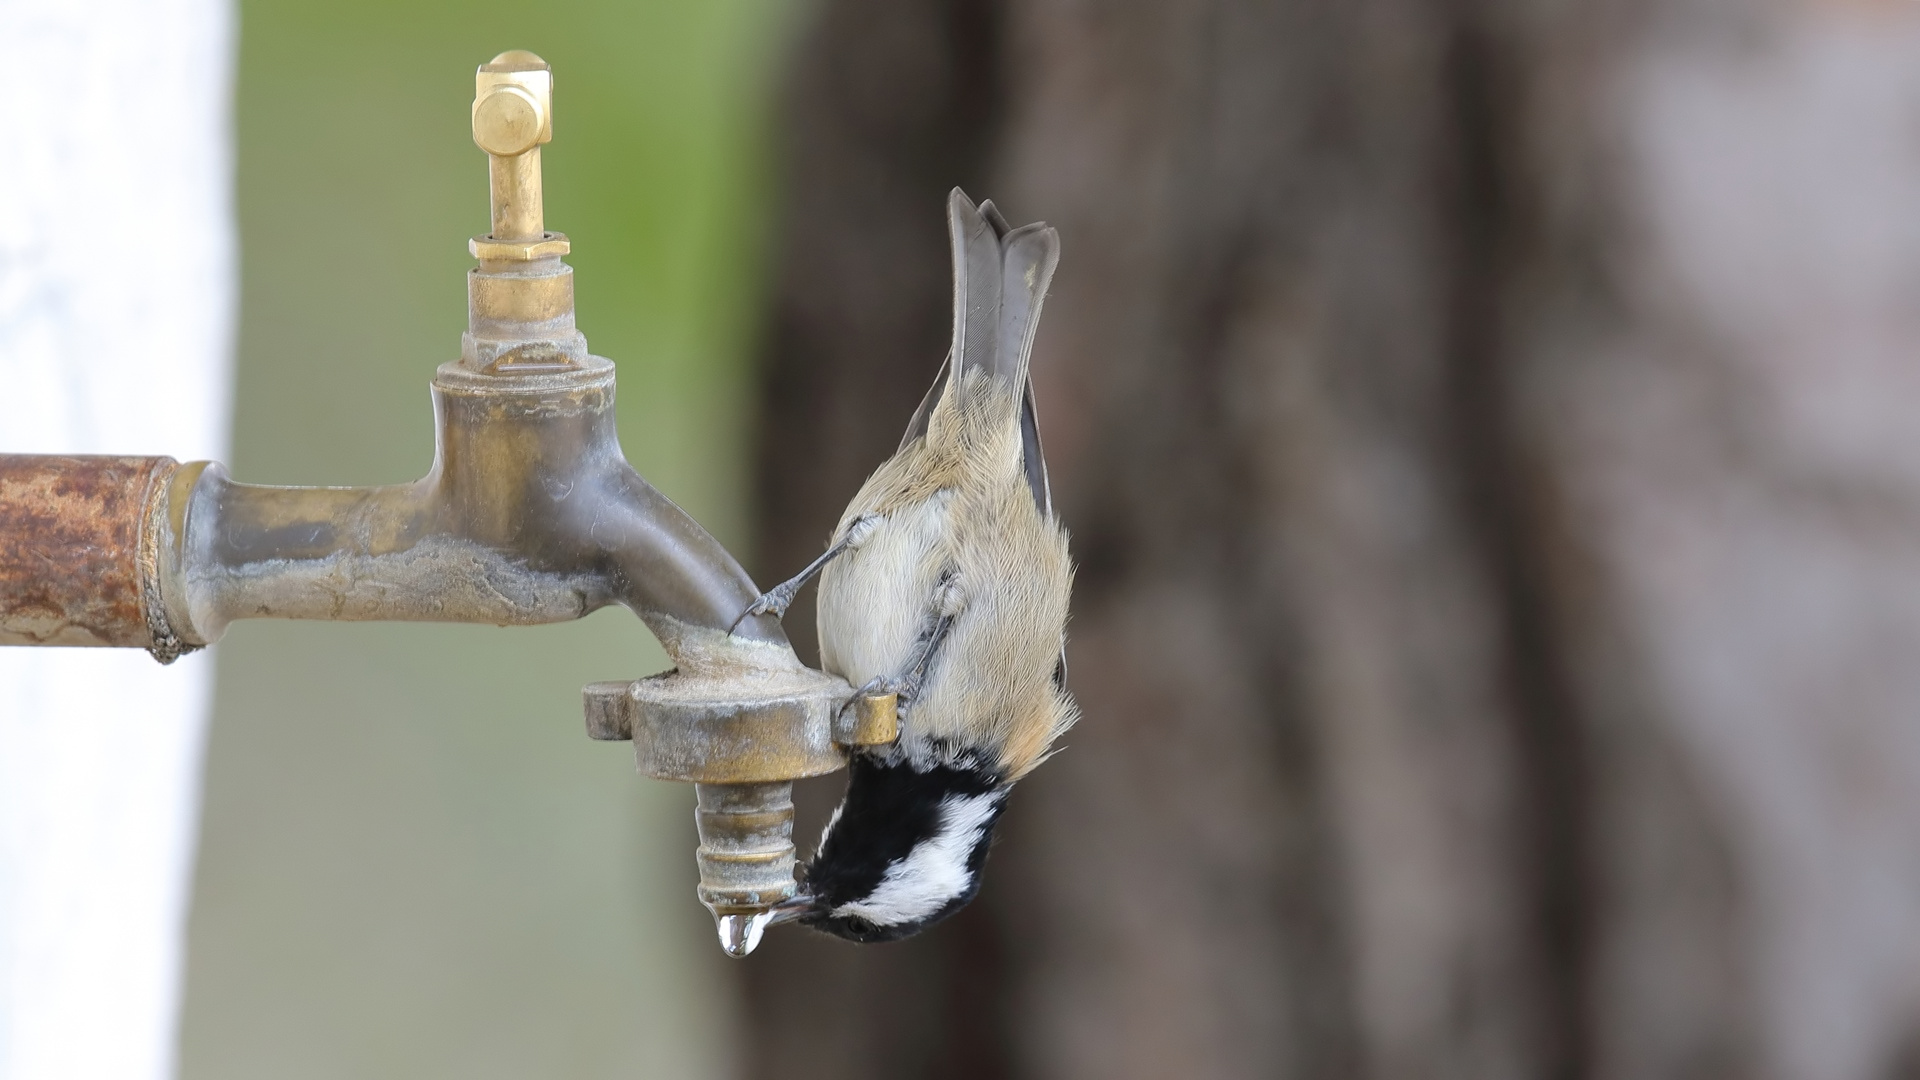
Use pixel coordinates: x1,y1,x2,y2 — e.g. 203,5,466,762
737,188,1077,943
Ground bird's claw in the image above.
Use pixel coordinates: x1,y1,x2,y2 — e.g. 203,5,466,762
728,582,799,635
859,675,910,704
837,676,908,726
859,675,902,695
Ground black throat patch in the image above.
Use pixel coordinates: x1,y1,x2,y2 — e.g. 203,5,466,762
799,751,1005,943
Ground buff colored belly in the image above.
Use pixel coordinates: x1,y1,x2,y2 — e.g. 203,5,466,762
816,491,952,689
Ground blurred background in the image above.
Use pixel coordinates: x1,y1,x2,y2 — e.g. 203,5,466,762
173,0,1920,1078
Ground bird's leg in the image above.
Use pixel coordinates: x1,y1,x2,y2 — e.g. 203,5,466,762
730,515,878,633
893,574,965,708
896,613,955,708
835,613,952,731
836,573,963,729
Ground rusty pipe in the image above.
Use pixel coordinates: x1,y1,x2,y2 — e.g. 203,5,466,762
0,455,183,657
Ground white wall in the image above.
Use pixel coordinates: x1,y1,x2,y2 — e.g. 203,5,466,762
0,1,234,1077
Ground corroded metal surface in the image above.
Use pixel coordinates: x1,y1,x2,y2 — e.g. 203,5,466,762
0,455,177,654
582,681,637,741
464,255,584,369
157,357,788,658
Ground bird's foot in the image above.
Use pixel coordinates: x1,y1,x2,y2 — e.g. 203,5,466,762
838,675,909,728
728,580,801,634
855,675,907,700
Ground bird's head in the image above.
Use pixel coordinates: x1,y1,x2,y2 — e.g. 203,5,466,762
785,749,1008,943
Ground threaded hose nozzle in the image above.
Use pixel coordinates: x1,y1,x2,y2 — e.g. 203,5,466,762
694,781,797,955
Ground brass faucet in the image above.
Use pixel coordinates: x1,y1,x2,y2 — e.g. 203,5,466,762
0,50,894,956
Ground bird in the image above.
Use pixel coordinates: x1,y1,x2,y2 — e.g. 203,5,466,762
737,188,1077,943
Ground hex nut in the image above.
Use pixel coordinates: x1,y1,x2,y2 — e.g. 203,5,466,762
468,233,571,261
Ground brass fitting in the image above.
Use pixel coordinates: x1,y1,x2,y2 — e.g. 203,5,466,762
838,691,901,747
473,50,554,243
463,52,583,373
584,660,846,948
583,677,898,955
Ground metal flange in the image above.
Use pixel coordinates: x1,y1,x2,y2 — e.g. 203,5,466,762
583,665,852,782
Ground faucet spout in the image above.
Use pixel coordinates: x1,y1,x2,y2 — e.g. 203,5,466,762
162,358,784,662
134,48,782,664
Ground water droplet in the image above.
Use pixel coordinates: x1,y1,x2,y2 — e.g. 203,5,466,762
715,911,773,958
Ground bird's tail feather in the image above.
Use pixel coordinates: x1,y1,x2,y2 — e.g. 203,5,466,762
946,189,1059,390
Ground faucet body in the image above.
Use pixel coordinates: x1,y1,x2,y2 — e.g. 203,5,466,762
0,50,891,955
1,293,782,667
175,357,785,655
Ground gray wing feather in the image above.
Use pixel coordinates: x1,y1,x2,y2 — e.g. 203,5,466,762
1020,381,1053,519
898,352,950,452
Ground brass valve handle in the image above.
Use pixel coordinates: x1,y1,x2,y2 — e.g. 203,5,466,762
463,50,576,367
473,50,555,246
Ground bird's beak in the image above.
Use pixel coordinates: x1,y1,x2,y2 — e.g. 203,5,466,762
712,893,816,958
767,892,816,926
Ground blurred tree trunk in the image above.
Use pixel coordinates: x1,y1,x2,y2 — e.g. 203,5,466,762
743,0,1920,1078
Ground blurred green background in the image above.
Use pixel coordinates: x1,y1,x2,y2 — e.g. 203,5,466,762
179,2,789,1076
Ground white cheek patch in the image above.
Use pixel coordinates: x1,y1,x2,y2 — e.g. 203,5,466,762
833,791,1004,927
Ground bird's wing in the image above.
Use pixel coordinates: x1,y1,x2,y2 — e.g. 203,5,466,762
1020,380,1053,519
897,352,950,453
975,196,1066,687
